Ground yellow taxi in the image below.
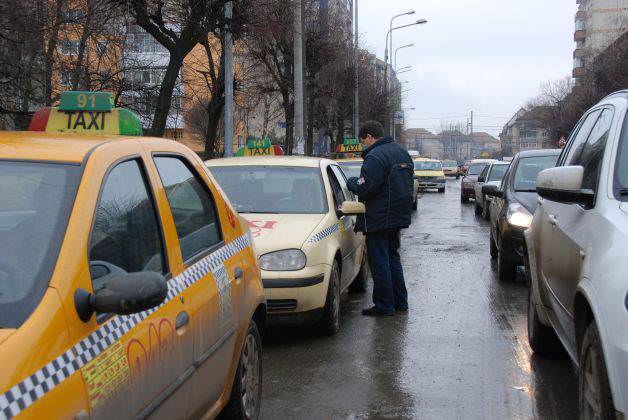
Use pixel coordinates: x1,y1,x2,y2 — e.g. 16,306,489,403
441,160,460,179
413,158,447,193
206,156,368,335
0,92,265,419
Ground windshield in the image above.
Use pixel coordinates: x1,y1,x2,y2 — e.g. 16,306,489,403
468,163,488,175
616,113,628,199
0,161,80,328
209,166,328,214
443,160,457,167
514,155,559,191
488,165,509,182
414,161,442,171
337,163,362,179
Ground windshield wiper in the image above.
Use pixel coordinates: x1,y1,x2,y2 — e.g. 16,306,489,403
514,189,537,193
620,188,628,196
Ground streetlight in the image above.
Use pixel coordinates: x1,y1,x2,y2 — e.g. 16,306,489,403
396,65,412,73
394,43,414,71
387,10,415,70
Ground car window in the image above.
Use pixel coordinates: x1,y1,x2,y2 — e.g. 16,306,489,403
327,167,347,211
480,165,490,179
513,155,559,192
615,112,628,200
414,161,442,170
154,157,222,262
209,166,328,214
331,165,355,201
0,161,80,328
487,165,509,182
562,110,602,166
574,108,614,192
337,162,362,179
468,163,487,175
89,160,165,292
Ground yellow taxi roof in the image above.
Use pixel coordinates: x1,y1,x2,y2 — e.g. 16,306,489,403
413,157,441,163
206,156,328,168
335,158,363,163
0,131,142,163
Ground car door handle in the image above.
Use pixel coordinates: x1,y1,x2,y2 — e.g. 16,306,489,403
175,311,189,330
548,214,558,226
234,267,244,282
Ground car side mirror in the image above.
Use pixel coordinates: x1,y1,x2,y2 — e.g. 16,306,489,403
74,272,168,322
339,200,365,216
482,184,503,198
536,166,594,208
478,176,486,183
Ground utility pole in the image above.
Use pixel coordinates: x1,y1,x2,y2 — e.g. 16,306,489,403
353,0,359,140
293,0,304,155
224,1,234,157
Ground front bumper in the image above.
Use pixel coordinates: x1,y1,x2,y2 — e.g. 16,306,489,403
443,170,459,177
262,264,331,315
416,178,446,189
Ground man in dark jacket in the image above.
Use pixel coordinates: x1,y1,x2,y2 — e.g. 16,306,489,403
347,120,414,316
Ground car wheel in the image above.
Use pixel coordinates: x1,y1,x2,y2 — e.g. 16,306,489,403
579,322,615,420
461,194,468,203
497,237,516,282
438,188,445,193
219,320,262,420
482,199,490,220
319,261,341,335
412,198,418,211
526,278,561,355
349,250,368,293
474,201,482,215
489,233,498,260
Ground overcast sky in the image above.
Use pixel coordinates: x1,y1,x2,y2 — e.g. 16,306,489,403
358,0,578,137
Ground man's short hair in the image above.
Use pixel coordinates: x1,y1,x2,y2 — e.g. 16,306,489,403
359,120,385,140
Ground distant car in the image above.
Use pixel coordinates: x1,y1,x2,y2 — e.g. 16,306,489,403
408,150,420,158
413,158,446,193
474,162,510,219
524,91,628,419
338,158,419,211
483,149,560,282
442,160,460,179
460,159,498,202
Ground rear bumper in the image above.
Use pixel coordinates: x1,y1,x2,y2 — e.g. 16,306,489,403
461,185,475,198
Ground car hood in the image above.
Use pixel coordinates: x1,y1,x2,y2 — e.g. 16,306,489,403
240,213,325,255
511,191,539,213
414,170,444,177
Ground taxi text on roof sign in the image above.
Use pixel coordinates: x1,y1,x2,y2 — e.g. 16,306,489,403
337,138,363,153
28,91,143,136
236,138,284,156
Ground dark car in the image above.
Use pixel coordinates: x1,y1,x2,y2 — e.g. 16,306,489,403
460,160,496,202
483,149,561,282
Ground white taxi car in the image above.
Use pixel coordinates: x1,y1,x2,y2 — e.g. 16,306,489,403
207,156,368,335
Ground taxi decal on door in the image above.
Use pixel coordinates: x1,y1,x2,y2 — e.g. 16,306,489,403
0,234,250,420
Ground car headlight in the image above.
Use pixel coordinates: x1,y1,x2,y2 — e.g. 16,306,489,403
259,249,307,271
507,203,532,228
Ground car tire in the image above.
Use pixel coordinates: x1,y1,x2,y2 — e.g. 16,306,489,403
319,261,341,335
438,188,445,193
482,199,490,220
579,322,615,420
461,194,468,203
219,320,262,420
412,198,418,211
474,201,482,215
527,280,562,355
490,233,498,260
497,237,517,282
349,251,368,293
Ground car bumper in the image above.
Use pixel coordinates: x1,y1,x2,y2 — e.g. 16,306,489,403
461,184,475,198
262,264,331,315
417,179,446,189
443,170,459,177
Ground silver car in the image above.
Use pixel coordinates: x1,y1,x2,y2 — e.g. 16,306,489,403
524,90,628,419
474,162,510,220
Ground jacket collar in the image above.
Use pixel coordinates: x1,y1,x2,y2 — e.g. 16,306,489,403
362,137,393,158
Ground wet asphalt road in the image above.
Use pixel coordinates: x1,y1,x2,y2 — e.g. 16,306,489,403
260,179,578,419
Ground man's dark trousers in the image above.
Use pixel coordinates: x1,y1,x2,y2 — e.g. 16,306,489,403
366,230,408,313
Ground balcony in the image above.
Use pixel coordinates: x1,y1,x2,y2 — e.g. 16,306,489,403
573,67,586,78
575,10,587,21
574,30,586,41
573,48,586,58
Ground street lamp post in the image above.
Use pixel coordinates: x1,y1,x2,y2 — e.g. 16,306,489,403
394,43,414,71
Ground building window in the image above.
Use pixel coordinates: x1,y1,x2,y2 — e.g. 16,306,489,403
60,39,79,55
63,8,84,23
60,71,72,87
127,32,167,54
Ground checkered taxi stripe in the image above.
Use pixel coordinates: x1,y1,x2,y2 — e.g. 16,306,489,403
0,234,250,420
307,224,339,244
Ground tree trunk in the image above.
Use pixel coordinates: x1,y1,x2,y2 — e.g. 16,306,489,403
204,104,223,158
335,114,345,151
306,93,314,156
71,0,93,90
149,54,184,136
281,89,294,155
44,0,64,105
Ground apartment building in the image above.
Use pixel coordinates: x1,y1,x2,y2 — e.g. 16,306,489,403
573,0,628,78
500,107,552,156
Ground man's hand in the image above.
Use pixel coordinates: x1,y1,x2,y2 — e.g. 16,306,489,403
347,156,386,198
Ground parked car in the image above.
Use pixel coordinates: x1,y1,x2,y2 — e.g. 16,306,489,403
524,91,628,419
483,149,560,282
461,159,498,202
413,158,446,193
474,161,510,219
442,160,461,179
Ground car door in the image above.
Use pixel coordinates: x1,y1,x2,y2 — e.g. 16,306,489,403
150,155,238,417
331,164,364,283
542,107,614,341
326,166,356,289
476,165,490,204
84,157,193,419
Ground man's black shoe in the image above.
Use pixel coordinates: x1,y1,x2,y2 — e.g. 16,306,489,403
395,307,409,313
362,306,394,317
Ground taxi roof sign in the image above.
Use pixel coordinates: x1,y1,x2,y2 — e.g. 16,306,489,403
236,138,284,156
59,91,114,112
343,138,360,146
247,138,271,149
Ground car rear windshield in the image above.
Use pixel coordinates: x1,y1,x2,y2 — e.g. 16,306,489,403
513,155,559,191
443,160,457,167
615,113,628,199
0,161,81,328
414,161,442,171
488,164,509,182
209,166,328,214
337,163,362,179
468,163,487,175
